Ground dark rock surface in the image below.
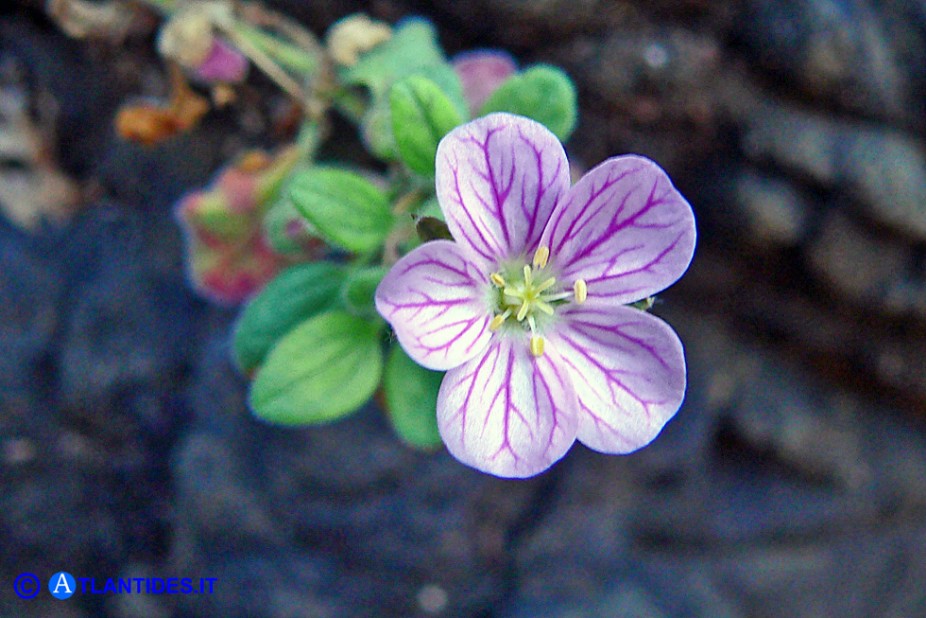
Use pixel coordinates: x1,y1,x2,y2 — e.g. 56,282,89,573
2,0,926,616
501,305,926,617
167,329,538,616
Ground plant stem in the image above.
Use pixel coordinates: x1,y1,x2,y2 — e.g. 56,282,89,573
219,23,306,102
132,0,176,15
231,22,318,75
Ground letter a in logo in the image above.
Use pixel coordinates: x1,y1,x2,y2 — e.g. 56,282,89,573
49,571,76,600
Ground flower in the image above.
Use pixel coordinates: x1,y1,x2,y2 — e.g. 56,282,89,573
175,148,303,305
326,13,393,67
452,50,517,115
157,2,248,85
192,37,249,84
375,113,696,478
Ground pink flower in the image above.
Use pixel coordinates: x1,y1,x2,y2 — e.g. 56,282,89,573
375,113,696,477
452,50,517,115
193,37,249,84
174,148,302,305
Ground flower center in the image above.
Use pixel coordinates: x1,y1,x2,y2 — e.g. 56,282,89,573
488,246,588,357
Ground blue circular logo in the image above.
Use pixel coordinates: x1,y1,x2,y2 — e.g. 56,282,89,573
48,572,76,600
13,573,40,599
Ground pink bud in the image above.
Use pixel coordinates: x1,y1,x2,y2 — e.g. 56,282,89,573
452,50,517,115
194,38,248,84
216,168,258,213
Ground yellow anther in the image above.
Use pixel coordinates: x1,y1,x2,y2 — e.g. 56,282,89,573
574,279,588,304
532,246,550,269
487,247,570,337
530,335,545,357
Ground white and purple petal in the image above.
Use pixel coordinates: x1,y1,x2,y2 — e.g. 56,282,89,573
541,155,696,306
436,113,570,265
548,305,686,454
437,337,578,478
375,240,492,371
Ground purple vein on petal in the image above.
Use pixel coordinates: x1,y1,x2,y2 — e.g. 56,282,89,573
567,314,673,373
376,240,493,370
482,349,530,467
546,166,640,256
549,306,686,454
397,254,484,280
533,353,576,457
517,127,563,251
539,155,695,305
444,343,499,446
447,159,503,262
437,337,579,477
582,230,687,289
557,332,663,416
437,114,570,264
567,179,672,264
468,128,515,248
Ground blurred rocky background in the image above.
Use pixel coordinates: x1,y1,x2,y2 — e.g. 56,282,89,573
1,0,924,616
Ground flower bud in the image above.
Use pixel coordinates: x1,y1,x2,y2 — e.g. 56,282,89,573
157,2,247,84
326,14,392,67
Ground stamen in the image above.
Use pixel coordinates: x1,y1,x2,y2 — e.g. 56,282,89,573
532,246,550,269
574,279,588,304
487,248,569,342
534,300,555,315
526,316,544,356
489,309,512,331
530,335,545,357
535,276,557,294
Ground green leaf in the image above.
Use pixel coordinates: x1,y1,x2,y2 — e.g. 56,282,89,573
360,95,397,161
289,167,394,253
233,262,347,373
250,311,383,425
415,196,444,220
263,192,319,256
415,63,468,119
479,65,578,142
341,19,460,163
390,75,465,175
341,19,446,98
383,345,443,449
341,265,387,317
